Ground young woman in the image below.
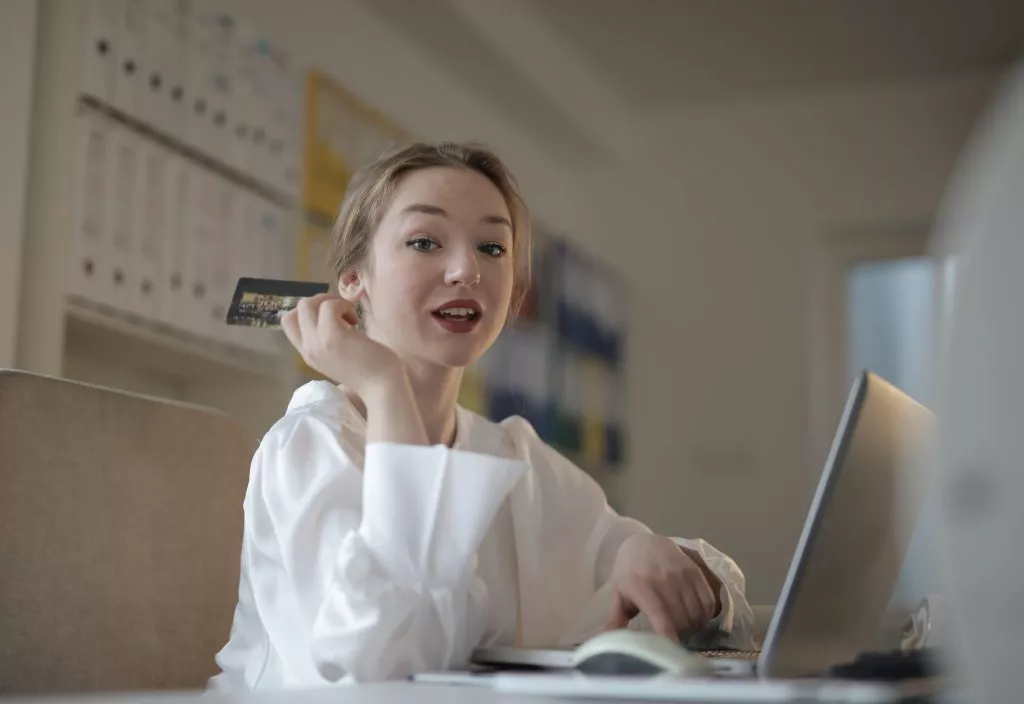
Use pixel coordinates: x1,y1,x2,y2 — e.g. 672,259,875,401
211,142,755,689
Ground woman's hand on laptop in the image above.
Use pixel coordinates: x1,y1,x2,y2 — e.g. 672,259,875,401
606,533,721,642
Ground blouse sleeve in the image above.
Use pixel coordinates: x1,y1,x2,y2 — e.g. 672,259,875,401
501,417,756,650
247,412,525,683
671,538,758,650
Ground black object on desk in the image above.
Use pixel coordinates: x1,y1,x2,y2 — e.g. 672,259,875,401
826,648,940,681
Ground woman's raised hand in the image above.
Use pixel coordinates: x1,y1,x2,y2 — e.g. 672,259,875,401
281,294,403,396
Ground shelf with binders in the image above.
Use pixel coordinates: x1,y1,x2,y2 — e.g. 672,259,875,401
542,235,629,474
58,0,309,380
65,102,300,380
457,232,629,480
481,321,556,439
546,347,627,472
77,94,296,211
547,238,625,368
458,332,627,496
457,232,553,432
10,0,312,441
80,0,304,206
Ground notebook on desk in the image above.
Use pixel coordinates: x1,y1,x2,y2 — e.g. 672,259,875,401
472,372,931,680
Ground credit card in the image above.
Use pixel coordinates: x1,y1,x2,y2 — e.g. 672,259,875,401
225,277,330,328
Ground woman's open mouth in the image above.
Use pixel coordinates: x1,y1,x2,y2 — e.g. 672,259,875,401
431,301,482,333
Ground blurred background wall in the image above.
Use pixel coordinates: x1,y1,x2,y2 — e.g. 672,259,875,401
3,0,1022,605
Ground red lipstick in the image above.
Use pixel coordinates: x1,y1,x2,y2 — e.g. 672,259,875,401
431,299,482,334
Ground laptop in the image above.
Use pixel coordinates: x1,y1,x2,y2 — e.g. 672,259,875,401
472,371,932,679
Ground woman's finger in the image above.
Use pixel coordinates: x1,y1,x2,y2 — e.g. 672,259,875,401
678,547,718,622
326,297,360,327
319,299,353,339
280,309,301,351
605,590,637,631
338,297,360,327
675,582,705,636
295,296,319,342
657,580,694,637
629,583,678,642
694,577,718,623
304,292,339,309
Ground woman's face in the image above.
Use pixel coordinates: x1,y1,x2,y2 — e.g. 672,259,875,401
342,166,515,369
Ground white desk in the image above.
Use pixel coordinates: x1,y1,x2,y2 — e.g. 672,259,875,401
1,678,908,704
3,684,563,704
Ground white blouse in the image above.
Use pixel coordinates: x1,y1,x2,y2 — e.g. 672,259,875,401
210,381,755,689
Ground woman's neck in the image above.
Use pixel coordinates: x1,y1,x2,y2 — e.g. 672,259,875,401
401,358,463,447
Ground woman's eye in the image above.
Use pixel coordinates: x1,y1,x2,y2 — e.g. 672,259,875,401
479,242,507,258
407,237,439,252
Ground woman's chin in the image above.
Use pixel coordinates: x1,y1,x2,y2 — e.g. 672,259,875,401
413,341,486,370
432,349,482,370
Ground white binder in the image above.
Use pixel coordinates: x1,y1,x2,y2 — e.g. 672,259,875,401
280,69,304,201
219,184,251,350
269,204,295,281
247,37,275,188
206,177,238,342
105,124,141,314
69,111,112,305
206,7,235,164
111,0,145,120
157,153,191,331
256,200,291,354
140,0,180,137
80,0,118,105
226,18,259,175
182,0,215,157
228,192,269,353
183,164,217,336
266,57,301,196
166,0,188,140
133,140,168,321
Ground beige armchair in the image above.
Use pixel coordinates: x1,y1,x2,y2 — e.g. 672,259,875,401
0,370,255,694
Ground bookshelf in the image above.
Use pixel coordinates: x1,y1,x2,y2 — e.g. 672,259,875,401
18,0,303,438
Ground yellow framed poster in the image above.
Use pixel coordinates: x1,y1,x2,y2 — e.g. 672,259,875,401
303,70,411,221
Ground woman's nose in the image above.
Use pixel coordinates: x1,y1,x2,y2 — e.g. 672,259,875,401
444,249,481,287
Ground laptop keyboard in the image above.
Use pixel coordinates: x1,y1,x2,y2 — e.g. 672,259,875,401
698,649,761,660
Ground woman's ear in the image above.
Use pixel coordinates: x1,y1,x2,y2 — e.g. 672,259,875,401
338,270,365,303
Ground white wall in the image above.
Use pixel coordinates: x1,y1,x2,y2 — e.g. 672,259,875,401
617,71,1000,603
203,0,1005,603
0,0,38,367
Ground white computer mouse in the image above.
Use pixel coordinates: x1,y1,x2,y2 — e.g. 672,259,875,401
570,629,713,677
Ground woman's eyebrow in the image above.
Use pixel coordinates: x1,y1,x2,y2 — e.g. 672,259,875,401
402,203,511,229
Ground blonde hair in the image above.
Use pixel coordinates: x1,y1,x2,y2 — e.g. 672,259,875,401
328,141,532,314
